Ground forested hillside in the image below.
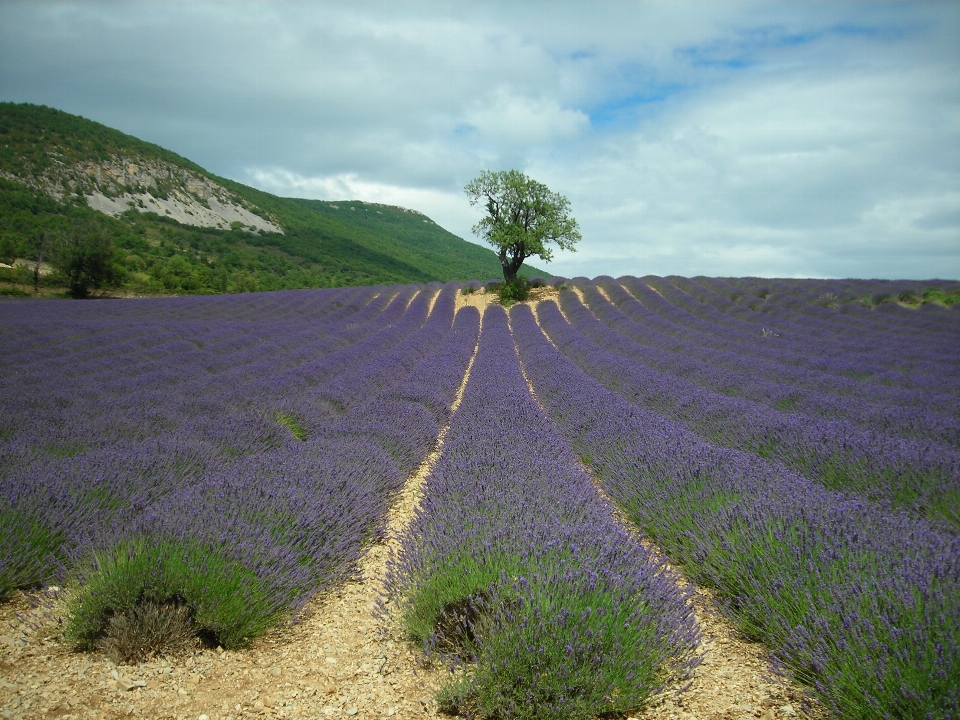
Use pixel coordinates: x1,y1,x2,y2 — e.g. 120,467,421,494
0,103,544,296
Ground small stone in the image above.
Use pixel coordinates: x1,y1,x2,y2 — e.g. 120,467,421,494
346,708,358,716
262,697,276,708
780,705,797,717
177,688,188,696
198,716,209,720
216,646,224,655
271,666,282,677
325,656,337,664
254,699,264,710
132,679,146,688
115,678,136,691
189,674,201,685
325,684,337,695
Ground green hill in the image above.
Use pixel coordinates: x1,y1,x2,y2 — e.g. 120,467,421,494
0,102,546,296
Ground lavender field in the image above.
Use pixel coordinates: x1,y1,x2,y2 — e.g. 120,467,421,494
1,277,958,719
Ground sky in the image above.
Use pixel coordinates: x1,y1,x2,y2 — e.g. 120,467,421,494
1,1,958,280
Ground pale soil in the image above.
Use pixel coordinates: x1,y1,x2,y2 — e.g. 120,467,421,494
2,295,824,720
0,260,54,275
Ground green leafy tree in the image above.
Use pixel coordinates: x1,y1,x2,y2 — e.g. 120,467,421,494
52,224,124,298
158,254,199,292
465,169,581,282
231,269,257,293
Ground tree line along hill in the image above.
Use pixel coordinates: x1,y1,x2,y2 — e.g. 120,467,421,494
0,102,546,297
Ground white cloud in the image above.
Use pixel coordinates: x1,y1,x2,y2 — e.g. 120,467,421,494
1,0,957,279
463,88,589,149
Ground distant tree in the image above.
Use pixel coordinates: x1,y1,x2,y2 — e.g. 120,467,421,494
158,254,198,292
465,169,581,283
231,269,257,293
30,232,52,295
52,224,124,298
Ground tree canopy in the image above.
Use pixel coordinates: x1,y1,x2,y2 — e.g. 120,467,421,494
465,169,580,282
52,224,125,298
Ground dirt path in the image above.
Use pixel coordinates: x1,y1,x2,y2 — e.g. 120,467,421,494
2,292,823,719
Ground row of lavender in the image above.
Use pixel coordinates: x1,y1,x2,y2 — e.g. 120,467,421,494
512,296,959,719
1,284,398,456
589,277,959,433
689,276,960,341
641,275,959,375
385,305,699,719
0,283,479,650
572,277,959,434
538,284,960,529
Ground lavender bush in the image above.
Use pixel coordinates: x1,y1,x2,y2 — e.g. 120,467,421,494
385,306,699,719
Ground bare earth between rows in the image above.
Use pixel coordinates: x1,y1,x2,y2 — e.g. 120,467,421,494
2,290,821,720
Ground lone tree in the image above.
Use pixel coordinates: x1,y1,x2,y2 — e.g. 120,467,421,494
465,169,580,282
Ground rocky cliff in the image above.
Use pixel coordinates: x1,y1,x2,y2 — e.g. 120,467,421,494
1,154,282,234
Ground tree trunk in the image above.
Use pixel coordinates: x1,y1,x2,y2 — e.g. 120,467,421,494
499,247,526,282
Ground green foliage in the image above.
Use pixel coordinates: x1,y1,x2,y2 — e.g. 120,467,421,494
286,198,551,284
65,538,283,651
51,223,125,298
0,233,17,267
496,277,530,305
0,103,209,179
275,413,307,441
0,507,67,599
921,287,960,306
465,169,580,281
460,590,672,719
398,546,674,719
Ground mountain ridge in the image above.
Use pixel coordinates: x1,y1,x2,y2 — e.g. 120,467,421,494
0,102,546,295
